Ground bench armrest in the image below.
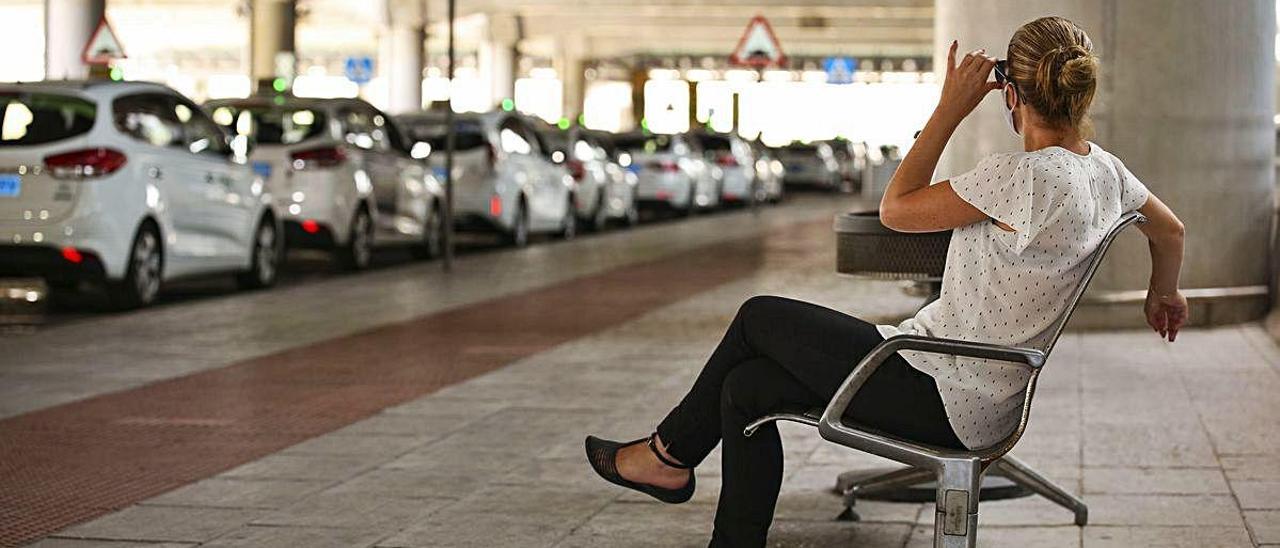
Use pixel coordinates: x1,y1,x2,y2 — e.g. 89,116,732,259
816,335,1045,461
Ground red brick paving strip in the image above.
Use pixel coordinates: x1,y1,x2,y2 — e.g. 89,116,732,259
0,222,824,546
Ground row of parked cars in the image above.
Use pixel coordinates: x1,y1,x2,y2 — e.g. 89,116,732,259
0,80,862,310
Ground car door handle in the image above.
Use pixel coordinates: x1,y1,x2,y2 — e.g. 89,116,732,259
147,166,163,179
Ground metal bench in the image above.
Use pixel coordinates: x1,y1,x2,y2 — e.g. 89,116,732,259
745,211,1147,547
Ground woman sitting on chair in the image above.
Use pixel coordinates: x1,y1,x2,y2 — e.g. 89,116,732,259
585,16,1187,547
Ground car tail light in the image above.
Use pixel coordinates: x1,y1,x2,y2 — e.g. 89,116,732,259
61,246,83,264
566,159,585,181
648,160,679,173
489,195,503,217
716,153,738,167
44,148,127,179
301,219,320,234
290,146,347,169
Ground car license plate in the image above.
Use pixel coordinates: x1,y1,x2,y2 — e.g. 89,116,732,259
0,174,20,197
626,164,641,174
251,161,272,179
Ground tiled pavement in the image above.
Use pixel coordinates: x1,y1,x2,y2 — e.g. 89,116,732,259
4,197,1279,547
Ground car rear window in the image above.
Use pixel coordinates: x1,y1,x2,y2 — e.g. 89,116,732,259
0,92,96,147
695,134,732,151
614,134,673,153
401,121,488,151
207,104,328,145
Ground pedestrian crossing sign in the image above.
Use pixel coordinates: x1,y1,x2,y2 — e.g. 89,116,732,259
729,15,787,69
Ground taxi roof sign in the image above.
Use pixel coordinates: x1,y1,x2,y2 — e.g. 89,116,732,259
81,15,126,65
729,15,786,68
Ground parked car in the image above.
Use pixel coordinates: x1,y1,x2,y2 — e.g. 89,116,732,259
0,80,281,308
692,131,759,205
530,122,639,231
205,96,443,269
589,130,641,227
776,140,842,191
396,111,575,247
612,131,719,215
827,138,868,193
749,140,786,203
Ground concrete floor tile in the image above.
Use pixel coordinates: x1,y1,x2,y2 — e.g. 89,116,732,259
1083,423,1219,468
1083,525,1254,547
552,502,715,547
1223,455,1280,481
766,521,912,547
1245,510,1280,544
222,453,384,482
904,523,1079,548
55,505,259,543
322,467,486,500
1087,494,1245,527
143,477,330,509
202,525,388,548
1082,467,1230,495
378,518,569,548
281,433,428,458
1231,479,1280,510
252,492,451,530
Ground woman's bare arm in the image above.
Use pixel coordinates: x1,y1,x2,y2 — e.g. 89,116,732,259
1136,193,1187,341
880,41,998,233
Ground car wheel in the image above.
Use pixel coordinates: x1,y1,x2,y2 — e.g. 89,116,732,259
338,207,373,270
411,202,444,260
509,200,530,248
108,223,162,309
591,193,608,232
236,216,281,289
560,198,578,240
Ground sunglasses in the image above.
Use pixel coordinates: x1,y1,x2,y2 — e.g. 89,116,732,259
994,59,1013,88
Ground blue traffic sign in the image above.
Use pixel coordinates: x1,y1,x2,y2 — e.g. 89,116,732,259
344,56,375,85
823,56,857,85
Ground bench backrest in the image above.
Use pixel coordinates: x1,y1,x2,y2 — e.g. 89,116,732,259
1025,211,1147,357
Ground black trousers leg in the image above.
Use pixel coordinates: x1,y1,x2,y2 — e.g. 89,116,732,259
709,357,819,548
653,295,965,547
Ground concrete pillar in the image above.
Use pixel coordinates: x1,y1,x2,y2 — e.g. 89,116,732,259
481,14,519,110
935,0,1275,327
556,35,587,122
44,0,105,80
249,0,296,93
379,0,426,114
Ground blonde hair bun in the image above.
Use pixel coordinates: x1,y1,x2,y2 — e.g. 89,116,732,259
1008,17,1098,135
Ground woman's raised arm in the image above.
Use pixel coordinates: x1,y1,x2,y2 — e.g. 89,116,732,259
880,41,996,233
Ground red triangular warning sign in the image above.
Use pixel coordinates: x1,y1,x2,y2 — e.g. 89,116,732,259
729,15,786,69
81,15,126,65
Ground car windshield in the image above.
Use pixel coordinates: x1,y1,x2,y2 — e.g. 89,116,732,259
614,134,673,153
0,92,96,147
207,104,328,145
401,120,488,151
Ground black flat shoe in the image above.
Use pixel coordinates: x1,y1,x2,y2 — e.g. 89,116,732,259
584,434,695,504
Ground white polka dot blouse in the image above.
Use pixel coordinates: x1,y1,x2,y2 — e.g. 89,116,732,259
877,142,1150,450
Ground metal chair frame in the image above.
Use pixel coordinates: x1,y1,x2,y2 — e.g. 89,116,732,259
745,212,1146,548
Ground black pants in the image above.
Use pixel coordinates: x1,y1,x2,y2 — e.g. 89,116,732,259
655,295,964,547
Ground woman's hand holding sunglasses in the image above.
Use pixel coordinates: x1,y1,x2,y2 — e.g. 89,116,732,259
935,40,1003,125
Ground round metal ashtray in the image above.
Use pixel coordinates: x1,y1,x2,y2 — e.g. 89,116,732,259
834,210,951,281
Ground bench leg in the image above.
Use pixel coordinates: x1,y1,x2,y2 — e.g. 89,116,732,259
991,455,1088,526
933,458,980,548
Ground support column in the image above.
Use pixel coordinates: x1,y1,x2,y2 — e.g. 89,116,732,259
556,34,587,123
935,0,1275,327
379,0,425,114
249,0,296,94
44,0,105,80
480,14,519,110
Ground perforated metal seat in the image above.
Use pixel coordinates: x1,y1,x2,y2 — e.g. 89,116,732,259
745,211,1146,548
